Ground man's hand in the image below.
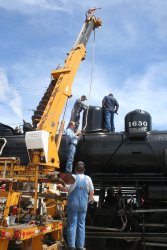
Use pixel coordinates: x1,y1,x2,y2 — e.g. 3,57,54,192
57,184,68,192
75,130,82,136
57,184,64,190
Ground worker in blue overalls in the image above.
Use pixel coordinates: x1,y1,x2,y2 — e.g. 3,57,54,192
58,161,94,250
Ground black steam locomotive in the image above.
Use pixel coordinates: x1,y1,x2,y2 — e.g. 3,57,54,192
60,107,167,250
0,107,167,249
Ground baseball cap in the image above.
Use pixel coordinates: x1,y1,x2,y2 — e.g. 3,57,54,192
81,95,87,100
75,161,85,172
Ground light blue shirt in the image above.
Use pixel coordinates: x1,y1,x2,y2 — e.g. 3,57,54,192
66,127,78,146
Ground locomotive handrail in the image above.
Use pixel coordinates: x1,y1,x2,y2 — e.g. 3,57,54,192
0,138,7,156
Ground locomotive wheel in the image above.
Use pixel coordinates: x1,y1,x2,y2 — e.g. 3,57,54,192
90,212,154,250
144,212,167,249
128,240,153,250
147,211,167,232
92,213,128,250
124,213,153,250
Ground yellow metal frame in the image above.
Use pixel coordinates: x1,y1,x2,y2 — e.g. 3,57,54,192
0,220,63,250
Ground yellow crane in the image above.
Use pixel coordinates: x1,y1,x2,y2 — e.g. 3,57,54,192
0,9,102,250
26,9,102,170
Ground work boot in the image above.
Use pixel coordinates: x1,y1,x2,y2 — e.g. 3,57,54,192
68,248,75,250
76,248,84,250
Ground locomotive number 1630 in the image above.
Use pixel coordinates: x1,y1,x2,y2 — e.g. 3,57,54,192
129,121,148,127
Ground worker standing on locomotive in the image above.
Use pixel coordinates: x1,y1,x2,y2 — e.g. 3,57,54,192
65,121,81,173
70,95,88,131
102,93,119,132
58,161,94,250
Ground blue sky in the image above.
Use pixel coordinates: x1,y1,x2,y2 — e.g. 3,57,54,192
0,0,167,132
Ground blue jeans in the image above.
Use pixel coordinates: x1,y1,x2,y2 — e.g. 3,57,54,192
67,209,86,248
66,144,76,173
104,109,115,131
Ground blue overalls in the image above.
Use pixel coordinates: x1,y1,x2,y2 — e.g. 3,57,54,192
67,175,88,249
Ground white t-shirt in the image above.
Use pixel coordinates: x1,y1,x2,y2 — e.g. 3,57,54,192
67,174,94,194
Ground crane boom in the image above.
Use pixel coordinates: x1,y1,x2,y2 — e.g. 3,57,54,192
26,11,102,169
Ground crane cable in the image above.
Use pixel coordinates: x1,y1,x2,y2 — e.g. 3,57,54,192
83,29,96,131
58,29,96,133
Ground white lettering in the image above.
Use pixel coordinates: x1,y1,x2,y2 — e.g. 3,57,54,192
128,120,148,127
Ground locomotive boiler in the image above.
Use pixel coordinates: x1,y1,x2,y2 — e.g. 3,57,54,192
59,106,167,175
2,106,167,176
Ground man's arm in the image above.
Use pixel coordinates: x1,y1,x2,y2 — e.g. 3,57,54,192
114,98,119,114
80,101,88,111
115,104,119,113
89,190,94,202
57,184,68,192
66,128,77,139
87,176,94,202
102,97,105,108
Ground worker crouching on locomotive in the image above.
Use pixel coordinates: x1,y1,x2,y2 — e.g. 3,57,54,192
58,161,94,250
70,95,88,132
